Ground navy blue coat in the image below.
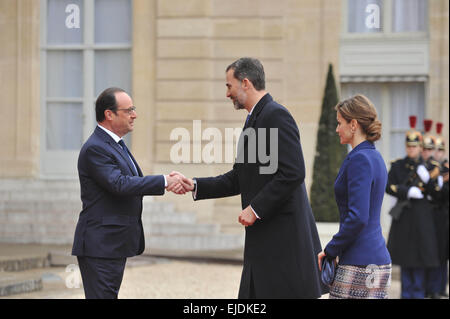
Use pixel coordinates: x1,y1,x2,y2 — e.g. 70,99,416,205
325,141,392,266
194,94,326,298
72,126,165,258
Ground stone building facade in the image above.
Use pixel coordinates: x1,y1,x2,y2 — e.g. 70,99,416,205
0,0,448,244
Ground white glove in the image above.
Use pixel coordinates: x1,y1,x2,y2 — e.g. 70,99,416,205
407,186,424,199
438,175,444,189
417,165,430,184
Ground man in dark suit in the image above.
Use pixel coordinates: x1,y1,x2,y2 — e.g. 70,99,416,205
72,87,184,299
175,57,326,298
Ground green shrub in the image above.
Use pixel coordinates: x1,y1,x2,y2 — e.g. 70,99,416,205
310,64,347,222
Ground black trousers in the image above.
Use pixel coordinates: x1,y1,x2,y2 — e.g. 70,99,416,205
77,256,127,299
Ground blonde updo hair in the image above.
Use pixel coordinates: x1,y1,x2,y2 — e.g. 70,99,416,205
335,94,382,143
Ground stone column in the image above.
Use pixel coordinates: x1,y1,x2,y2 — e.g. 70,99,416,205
131,0,157,173
429,0,449,157
0,0,40,178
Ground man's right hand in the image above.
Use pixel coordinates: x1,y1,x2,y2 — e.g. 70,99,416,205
167,171,195,193
165,174,187,194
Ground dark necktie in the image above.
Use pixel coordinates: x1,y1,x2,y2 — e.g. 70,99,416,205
245,114,251,127
118,140,138,175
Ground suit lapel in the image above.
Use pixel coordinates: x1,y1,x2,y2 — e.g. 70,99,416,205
127,150,143,177
237,94,273,162
94,127,139,176
110,141,139,176
244,93,272,130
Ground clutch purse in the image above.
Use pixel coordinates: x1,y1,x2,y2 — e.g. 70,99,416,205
320,256,336,286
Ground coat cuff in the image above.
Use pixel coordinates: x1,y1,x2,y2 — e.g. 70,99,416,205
324,246,337,259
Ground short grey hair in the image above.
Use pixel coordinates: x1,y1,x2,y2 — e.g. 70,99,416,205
226,57,265,91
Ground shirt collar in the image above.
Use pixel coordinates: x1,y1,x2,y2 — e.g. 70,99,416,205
97,124,122,143
248,102,257,116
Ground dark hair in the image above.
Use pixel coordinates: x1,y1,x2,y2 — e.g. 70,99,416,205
226,57,265,91
95,87,126,122
335,94,382,143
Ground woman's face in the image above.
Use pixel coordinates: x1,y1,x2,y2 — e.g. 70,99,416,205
336,111,353,145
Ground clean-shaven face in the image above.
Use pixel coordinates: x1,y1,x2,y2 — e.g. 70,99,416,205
421,148,435,161
111,92,137,137
406,145,421,159
336,111,353,145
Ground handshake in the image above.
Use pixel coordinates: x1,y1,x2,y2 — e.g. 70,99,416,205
163,172,257,226
164,171,195,195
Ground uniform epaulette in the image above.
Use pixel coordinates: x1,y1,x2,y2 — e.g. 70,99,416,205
390,158,402,164
430,160,441,168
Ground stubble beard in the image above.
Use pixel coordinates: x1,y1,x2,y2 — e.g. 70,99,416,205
233,90,247,110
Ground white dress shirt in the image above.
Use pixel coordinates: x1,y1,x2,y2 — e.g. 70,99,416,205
97,124,167,187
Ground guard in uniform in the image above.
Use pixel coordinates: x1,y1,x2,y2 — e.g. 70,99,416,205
387,116,440,299
425,122,449,298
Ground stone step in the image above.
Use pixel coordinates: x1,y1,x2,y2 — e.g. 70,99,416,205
0,209,194,225
0,199,175,213
146,233,244,251
0,275,43,297
0,180,80,202
142,211,197,224
143,200,176,214
0,253,49,297
0,179,79,192
0,212,201,244
0,255,50,272
145,248,244,262
0,264,72,298
145,223,220,236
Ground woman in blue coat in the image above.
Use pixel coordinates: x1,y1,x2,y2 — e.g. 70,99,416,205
318,95,392,299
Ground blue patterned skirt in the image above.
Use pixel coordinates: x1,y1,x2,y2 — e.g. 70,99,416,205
329,264,392,299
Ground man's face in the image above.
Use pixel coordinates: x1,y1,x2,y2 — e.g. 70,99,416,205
406,145,421,159
435,150,446,162
422,148,435,161
109,92,137,137
226,69,247,110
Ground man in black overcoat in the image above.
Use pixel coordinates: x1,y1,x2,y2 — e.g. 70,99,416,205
173,57,326,299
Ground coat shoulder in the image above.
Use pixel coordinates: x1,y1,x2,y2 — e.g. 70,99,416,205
264,100,289,114
390,158,404,166
260,101,294,124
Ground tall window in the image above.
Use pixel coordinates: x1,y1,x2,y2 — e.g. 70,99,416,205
341,82,426,161
389,83,426,159
392,0,428,32
41,0,132,175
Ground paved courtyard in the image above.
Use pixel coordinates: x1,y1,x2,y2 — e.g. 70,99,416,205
1,256,409,299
